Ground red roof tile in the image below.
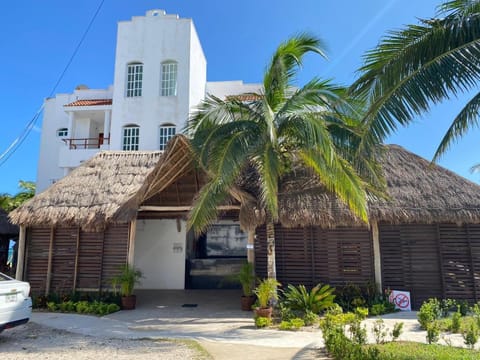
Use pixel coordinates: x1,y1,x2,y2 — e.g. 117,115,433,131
64,99,112,107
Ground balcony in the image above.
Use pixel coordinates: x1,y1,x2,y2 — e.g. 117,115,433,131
62,136,110,150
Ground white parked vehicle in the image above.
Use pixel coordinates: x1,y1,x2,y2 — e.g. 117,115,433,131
0,272,32,332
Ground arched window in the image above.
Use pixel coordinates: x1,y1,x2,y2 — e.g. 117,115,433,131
126,62,143,97
57,128,68,137
122,124,140,150
161,61,177,96
159,124,176,150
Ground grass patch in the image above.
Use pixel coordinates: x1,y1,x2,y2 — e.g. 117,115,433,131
153,338,212,359
372,341,480,360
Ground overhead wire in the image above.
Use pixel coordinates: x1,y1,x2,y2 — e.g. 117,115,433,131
0,0,106,167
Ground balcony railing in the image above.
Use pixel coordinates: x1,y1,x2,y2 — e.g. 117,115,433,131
62,137,110,150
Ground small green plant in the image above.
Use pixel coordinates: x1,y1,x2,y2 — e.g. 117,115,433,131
279,318,305,330
450,311,462,333
457,300,469,317
349,319,367,345
111,264,143,297
463,323,479,349
254,278,281,308
391,322,404,341
237,262,255,297
440,298,456,317
354,306,369,320
372,319,387,344
281,283,335,315
369,303,386,316
255,316,272,328
472,303,480,328
426,321,440,344
328,303,343,315
418,298,441,330
303,310,319,326
47,301,57,312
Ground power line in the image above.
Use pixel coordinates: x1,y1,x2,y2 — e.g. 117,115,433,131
0,0,106,168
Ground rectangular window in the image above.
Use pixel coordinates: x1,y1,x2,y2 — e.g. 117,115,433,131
126,64,143,97
122,127,139,150
159,126,176,150
57,128,68,137
161,62,177,96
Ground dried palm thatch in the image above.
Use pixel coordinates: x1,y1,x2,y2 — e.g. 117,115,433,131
277,144,480,228
9,135,194,231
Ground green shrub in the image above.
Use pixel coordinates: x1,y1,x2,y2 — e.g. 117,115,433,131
255,316,271,328
349,319,367,345
450,311,462,333
418,298,441,330
254,278,280,308
391,322,404,341
281,283,335,315
426,321,440,344
463,323,479,349
107,303,120,313
47,301,57,312
354,307,369,320
369,303,385,316
328,303,344,315
75,301,90,314
303,310,319,326
372,319,387,344
440,298,456,317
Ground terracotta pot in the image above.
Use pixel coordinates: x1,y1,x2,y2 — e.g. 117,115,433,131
241,295,255,311
121,295,136,310
254,306,273,318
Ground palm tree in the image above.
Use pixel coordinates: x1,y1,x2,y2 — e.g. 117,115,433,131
0,181,35,212
187,34,381,280
350,1,480,161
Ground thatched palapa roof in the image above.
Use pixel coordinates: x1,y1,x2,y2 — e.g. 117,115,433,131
10,136,480,230
9,136,194,231
277,145,480,227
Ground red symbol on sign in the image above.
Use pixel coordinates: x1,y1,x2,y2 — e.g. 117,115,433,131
394,294,410,309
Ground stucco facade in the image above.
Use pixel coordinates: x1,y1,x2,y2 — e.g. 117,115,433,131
36,9,260,193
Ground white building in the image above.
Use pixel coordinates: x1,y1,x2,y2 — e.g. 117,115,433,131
36,9,260,193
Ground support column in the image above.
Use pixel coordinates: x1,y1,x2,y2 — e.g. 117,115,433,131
128,219,137,266
15,225,26,280
72,227,80,291
45,227,54,295
67,112,74,138
104,110,111,143
371,220,382,292
247,229,255,265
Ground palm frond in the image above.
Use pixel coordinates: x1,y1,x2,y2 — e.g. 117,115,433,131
433,90,480,161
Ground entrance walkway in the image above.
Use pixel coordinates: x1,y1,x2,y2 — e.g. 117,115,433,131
32,290,325,359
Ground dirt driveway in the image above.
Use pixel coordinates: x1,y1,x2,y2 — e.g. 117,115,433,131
0,322,208,360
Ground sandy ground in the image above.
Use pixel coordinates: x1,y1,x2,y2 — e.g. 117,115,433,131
0,322,208,360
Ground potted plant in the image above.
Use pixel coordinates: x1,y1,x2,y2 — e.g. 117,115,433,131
254,278,280,318
237,262,256,311
112,264,143,310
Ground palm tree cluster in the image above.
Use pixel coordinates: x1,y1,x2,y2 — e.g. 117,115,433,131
0,181,35,213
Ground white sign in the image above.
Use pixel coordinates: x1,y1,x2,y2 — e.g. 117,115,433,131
389,290,411,311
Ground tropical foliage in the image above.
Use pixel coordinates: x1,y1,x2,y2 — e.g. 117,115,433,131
0,180,35,212
351,0,480,161
281,283,336,314
187,34,383,279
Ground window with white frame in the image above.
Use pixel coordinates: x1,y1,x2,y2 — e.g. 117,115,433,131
159,124,176,150
122,125,140,150
57,128,68,137
161,61,177,96
126,63,143,97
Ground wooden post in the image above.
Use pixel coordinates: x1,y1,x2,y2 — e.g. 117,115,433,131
15,225,26,280
371,220,382,292
128,219,137,266
247,229,255,265
72,227,80,291
45,227,55,295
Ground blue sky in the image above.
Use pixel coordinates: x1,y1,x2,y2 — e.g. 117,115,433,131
0,0,478,194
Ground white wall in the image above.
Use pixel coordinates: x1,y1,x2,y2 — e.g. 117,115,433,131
134,219,186,289
206,81,263,99
110,10,205,150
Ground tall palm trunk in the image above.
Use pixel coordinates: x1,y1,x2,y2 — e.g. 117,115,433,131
266,221,276,280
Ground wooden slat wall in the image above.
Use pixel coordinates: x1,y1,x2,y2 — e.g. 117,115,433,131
25,227,50,292
255,225,373,287
50,228,77,293
100,223,129,289
26,224,129,295
380,223,480,309
380,224,443,309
